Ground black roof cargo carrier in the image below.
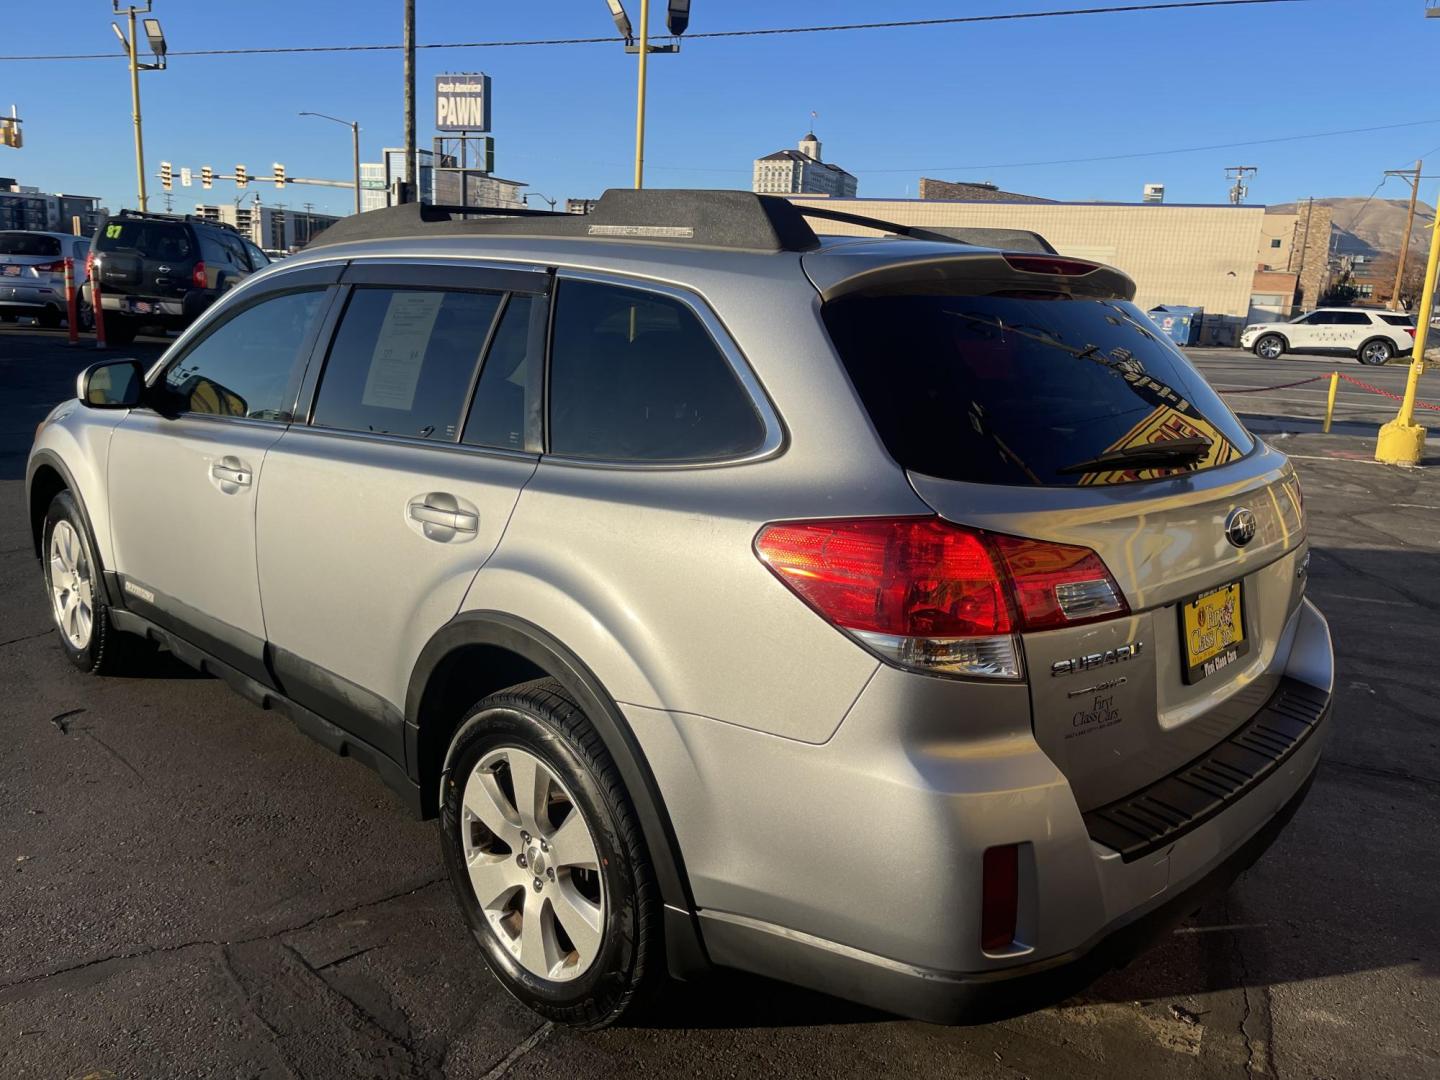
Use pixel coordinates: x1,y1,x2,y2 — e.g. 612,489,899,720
308,188,1055,256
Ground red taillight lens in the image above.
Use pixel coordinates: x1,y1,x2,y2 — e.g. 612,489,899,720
1406,327,1417,338
33,259,66,273
1002,253,1099,276
192,261,207,288
754,518,1013,638
755,516,1127,679
981,844,1019,952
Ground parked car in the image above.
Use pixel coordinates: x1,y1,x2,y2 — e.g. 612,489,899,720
0,230,90,328
86,210,270,345
27,191,1332,1029
1241,307,1415,365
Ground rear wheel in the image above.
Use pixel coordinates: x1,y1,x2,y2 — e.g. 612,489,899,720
1358,338,1393,366
1253,334,1285,360
439,679,660,1029
37,306,62,329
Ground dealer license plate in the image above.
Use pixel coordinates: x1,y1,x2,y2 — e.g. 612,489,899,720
1180,581,1248,683
1,264,19,277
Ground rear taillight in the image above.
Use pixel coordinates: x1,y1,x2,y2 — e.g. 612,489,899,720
981,844,1020,952
192,261,207,288
754,516,1128,679
1406,327,1418,338
1002,253,1100,276
33,259,66,273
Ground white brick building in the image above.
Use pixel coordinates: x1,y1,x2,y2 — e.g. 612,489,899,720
752,133,857,197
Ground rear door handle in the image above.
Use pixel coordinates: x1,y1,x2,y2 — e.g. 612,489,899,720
210,463,251,486
409,502,478,533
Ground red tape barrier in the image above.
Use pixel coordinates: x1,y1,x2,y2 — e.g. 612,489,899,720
1335,372,1440,413
1215,376,1327,394
1216,372,1440,413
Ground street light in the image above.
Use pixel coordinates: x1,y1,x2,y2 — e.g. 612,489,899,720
523,193,558,211
112,2,166,212
299,112,362,215
605,0,690,188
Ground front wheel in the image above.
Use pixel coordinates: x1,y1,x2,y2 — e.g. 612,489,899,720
439,679,660,1029
1358,339,1394,366
1254,334,1286,360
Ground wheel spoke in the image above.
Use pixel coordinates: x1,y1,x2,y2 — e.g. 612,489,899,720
550,883,603,966
505,750,550,837
519,889,557,977
466,854,525,910
462,768,523,848
547,809,599,871
62,592,79,637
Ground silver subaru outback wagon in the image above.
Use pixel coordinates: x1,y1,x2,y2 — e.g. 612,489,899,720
27,190,1332,1029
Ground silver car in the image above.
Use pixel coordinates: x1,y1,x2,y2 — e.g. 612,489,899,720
26,190,1332,1029
0,230,89,328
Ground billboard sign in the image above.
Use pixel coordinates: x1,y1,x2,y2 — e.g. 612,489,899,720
436,74,491,132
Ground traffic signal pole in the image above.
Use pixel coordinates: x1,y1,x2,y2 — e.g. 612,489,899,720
634,0,650,188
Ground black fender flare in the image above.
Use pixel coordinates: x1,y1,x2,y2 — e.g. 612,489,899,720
26,448,115,607
405,609,710,977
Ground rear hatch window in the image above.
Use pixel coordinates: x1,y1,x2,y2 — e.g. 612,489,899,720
0,232,62,257
1379,313,1415,327
823,292,1254,487
96,220,194,259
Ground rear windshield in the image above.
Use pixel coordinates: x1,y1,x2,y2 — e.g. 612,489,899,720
96,220,194,259
823,293,1254,487
1379,314,1415,327
0,232,61,257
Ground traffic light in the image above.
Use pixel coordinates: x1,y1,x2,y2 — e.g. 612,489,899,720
235,164,248,189
159,161,173,191
0,119,20,149
201,165,213,190
273,162,286,189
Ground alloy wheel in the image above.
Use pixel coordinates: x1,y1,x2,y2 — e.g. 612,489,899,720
460,745,605,981
48,520,94,650
1361,341,1391,365
1258,337,1283,359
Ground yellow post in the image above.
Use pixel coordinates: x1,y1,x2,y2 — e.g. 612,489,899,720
1324,371,1339,434
1376,190,1440,464
126,10,148,211
633,0,650,188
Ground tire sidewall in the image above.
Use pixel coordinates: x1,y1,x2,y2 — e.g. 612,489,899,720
439,702,641,1015
1255,334,1285,360
42,491,109,673
1359,340,1392,365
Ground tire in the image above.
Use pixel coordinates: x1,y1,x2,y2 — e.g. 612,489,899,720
37,306,62,329
41,491,150,674
1253,334,1286,360
104,315,138,346
1358,338,1394,366
439,678,660,1029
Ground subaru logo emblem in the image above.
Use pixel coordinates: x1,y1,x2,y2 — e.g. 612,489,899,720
1225,508,1257,548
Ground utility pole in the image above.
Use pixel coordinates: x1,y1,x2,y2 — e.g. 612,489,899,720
634,0,650,188
1385,161,1424,310
605,1,688,190
1225,165,1258,206
111,4,167,212
403,0,416,199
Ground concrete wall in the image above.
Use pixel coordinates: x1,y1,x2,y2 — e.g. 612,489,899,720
789,196,1265,342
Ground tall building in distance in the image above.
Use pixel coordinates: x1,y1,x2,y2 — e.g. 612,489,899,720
358,147,526,211
752,132,858,197
192,201,340,253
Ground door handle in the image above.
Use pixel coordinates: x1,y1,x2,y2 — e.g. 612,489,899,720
409,502,478,533
210,463,251,486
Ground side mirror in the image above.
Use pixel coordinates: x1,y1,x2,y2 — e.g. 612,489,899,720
77,358,146,409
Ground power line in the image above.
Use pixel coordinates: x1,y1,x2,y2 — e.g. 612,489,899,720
850,118,1440,173
0,1,1309,62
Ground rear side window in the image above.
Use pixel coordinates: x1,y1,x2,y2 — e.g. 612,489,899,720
1332,311,1370,325
97,221,193,259
160,289,327,421
823,293,1254,487
1379,314,1414,327
313,287,503,441
462,295,536,451
547,280,766,462
0,232,61,257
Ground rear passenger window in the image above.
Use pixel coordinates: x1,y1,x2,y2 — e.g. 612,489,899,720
159,289,326,421
462,295,535,451
547,280,765,462
1333,312,1370,325
313,287,502,441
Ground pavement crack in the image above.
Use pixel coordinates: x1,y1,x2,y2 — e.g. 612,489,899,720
0,629,50,649
317,944,380,971
0,873,447,994
1321,756,1440,791
1226,896,1274,1079
49,707,85,734
84,731,145,784
480,1022,554,1080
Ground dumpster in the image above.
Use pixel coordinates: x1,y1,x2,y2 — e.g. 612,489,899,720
1147,305,1203,347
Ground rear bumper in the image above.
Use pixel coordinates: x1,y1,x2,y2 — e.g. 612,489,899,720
0,283,61,310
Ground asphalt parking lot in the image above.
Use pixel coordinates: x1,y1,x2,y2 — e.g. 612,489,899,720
1,328,1437,1079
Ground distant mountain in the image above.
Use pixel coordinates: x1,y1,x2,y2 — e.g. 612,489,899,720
1268,196,1435,258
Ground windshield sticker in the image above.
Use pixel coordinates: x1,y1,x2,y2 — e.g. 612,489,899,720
361,291,444,411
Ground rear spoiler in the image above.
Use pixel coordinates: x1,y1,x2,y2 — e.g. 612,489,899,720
807,250,1137,304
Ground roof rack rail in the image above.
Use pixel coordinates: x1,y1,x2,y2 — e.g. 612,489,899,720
111,208,242,233
306,188,1054,255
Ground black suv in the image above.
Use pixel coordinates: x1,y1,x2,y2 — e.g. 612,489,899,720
89,211,270,344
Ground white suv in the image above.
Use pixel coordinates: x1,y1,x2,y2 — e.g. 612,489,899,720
1241,308,1415,365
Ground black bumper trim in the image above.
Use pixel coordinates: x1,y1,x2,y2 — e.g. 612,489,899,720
1083,676,1329,862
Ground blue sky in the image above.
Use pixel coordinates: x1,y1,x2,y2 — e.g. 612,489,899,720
5,1,1439,217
